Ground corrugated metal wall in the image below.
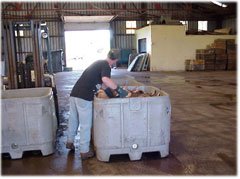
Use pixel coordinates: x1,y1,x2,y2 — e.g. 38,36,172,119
188,21,198,31
2,21,65,63
208,21,217,32
47,21,65,51
2,2,176,20
223,18,236,34
1,1,237,65
1,19,144,64
187,19,236,34
111,21,147,49
1,1,151,61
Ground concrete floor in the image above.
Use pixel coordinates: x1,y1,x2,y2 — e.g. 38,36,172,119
1,69,237,175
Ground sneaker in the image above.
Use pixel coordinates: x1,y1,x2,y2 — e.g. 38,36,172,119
66,142,75,150
80,149,95,160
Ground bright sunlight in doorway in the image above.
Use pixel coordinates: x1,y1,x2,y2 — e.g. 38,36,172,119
65,30,110,70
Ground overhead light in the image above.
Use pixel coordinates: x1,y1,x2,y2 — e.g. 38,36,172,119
211,0,228,8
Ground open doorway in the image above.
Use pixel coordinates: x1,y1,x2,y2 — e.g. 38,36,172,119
65,30,110,70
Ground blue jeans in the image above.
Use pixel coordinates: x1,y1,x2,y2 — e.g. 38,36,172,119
67,96,93,153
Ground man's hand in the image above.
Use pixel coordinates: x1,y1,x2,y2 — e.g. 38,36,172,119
104,88,114,98
116,86,129,98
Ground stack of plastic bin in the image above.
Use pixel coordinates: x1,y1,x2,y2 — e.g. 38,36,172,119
1,87,57,159
93,86,171,162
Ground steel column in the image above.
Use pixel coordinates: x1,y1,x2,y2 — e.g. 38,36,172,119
3,21,18,89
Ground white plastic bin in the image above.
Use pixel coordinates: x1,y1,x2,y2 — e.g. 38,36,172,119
1,87,57,159
93,86,171,162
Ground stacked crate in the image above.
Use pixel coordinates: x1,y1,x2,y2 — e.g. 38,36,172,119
226,39,236,70
189,39,236,72
185,59,205,71
196,49,215,70
212,39,228,70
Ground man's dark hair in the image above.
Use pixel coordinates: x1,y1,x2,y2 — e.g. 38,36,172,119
108,49,120,60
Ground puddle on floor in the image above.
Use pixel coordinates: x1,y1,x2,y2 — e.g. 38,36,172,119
185,79,236,87
141,152,186,175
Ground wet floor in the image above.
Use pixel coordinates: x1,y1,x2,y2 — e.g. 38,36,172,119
1,69,237,175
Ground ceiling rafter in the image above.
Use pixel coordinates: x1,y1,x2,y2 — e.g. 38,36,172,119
2,2,236,21
27,3,40,17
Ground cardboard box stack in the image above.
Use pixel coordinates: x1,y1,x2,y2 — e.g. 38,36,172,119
213,39,228,70
195,49,215,70
185,38,236,71
185,59,205,71
226,39,236,70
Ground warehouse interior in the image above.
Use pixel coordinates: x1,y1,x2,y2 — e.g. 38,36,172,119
1,0,237,176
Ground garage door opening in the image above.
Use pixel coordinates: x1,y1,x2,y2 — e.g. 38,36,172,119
65,30,110,70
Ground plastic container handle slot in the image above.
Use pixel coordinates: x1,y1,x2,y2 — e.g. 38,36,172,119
166,106,171,114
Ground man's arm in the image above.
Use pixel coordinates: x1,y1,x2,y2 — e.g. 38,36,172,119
102,76,117,89
102,76,129,98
